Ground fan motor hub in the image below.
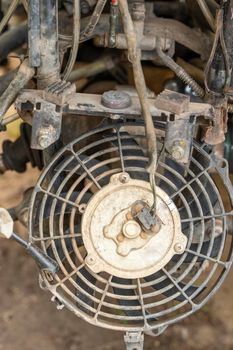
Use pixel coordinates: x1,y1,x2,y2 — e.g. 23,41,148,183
82,173,187,278
122,220,141,239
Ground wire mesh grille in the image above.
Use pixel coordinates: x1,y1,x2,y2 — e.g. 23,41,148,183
29,122,233,332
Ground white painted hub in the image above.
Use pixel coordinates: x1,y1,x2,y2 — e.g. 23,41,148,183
82,173,187,278
123,220,141,239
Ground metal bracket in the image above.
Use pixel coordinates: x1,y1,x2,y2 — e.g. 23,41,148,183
31,100,62,150
124,332,144,350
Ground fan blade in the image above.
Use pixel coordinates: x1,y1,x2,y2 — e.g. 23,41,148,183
144,269,203,303
112,276,145,317
46,226,96,311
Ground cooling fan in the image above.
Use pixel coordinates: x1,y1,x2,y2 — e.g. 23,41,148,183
29,121,233,337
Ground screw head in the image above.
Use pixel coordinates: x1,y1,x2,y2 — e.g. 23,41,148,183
174,243,184,254
79,204,87,214
119,172,129,184
85,255,96,266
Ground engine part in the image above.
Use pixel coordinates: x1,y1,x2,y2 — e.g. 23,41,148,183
83,173,187,275
156,43,205,98
28,121,233,335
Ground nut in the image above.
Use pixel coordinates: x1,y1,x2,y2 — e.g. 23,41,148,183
171,145,185,160
38,126,56,149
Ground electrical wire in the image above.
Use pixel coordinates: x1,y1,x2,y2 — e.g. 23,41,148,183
118,0,158,215
80,0,107,41
21,0,28,13
204,9,231,95
197,0,216,32
62,0,81,80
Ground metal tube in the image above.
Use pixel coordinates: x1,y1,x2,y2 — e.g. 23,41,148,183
197,0,216,32
28,0,41,67
68,55,117,82
0,60,35,122
2,113,19,126
36,0,60,88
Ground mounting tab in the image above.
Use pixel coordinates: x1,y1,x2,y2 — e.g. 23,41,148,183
124,332,144,350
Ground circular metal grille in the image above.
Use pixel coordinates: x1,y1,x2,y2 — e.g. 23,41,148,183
29,122,233,333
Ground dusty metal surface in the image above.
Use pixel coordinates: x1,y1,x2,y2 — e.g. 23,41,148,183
82,173,187,277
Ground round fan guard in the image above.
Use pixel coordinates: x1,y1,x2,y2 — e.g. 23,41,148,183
29,121,233,333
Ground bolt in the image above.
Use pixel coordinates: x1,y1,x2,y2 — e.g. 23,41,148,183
38,128,53,149
109,114,121,120
174,243,184,254
171,144,185,160
38,126,57,149
79,204,87,214
101,90,132,109
119,172,129,183
85,255,96,266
